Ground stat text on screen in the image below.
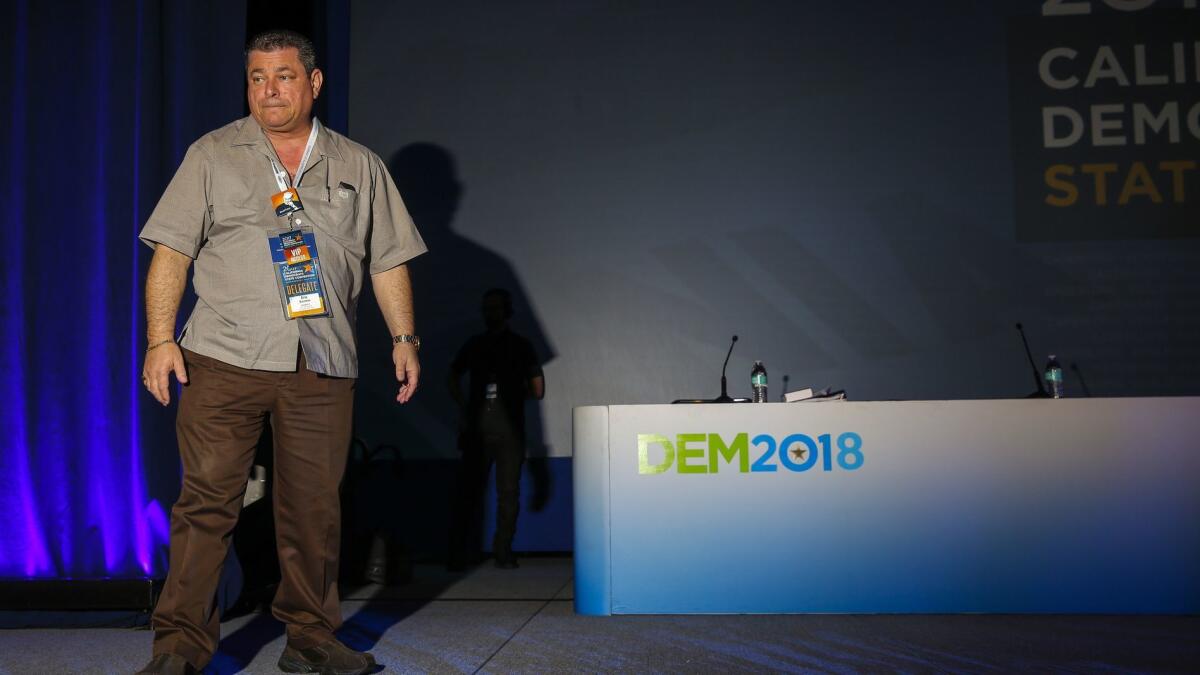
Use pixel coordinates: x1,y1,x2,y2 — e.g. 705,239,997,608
1008,4,1199,240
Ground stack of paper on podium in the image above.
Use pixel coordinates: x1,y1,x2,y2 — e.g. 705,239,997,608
784,387,846,402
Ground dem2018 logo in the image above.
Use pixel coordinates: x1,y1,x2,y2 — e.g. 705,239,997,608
637,432,864,474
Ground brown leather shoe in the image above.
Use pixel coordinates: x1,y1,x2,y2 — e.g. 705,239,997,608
277,639,378,675
134,653,198,675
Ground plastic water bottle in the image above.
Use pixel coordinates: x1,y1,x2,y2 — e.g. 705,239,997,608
751,361,768,403
1043,355,1064,399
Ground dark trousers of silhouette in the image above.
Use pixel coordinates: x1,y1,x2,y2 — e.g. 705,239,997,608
152,350,354,670
449,406,524,563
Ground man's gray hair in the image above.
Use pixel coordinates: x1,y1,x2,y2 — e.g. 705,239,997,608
245,29,317,75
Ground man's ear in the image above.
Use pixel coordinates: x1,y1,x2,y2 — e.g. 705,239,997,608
310,68,324,99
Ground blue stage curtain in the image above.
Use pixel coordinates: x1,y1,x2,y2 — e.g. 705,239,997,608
0,0,247,578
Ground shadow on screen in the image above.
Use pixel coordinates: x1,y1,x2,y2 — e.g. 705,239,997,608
352,142,555,564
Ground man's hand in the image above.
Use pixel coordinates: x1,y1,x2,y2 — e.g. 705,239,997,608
143,343,188,406
372,264,419,403
394,343,420,403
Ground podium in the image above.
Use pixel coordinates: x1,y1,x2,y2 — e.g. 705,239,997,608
572,398,1200,615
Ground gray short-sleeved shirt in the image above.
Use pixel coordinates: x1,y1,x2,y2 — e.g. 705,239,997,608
139,117,426,378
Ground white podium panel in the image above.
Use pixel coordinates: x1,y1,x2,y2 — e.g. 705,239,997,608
573,398,1200,614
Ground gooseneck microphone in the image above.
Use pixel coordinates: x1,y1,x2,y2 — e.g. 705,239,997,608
1015,322,1049,398
1071,362,1092,397
670,335,749,404
715,335,738,403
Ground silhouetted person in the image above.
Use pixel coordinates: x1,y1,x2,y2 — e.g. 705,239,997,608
447,289,545,569
355,144,554,459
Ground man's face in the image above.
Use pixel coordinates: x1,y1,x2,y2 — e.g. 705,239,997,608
482,296,508,328
246,47,323,133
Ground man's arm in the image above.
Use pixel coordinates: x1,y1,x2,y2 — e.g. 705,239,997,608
371,264,420,403
528,375,545,401
142,244,192,406
524,340,545,400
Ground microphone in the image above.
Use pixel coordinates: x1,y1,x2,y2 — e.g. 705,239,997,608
715,335,738,403
670,335,749,404
1070,362,1092,397
1015,322,1049,398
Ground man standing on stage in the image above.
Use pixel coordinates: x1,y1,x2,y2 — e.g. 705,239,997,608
447,288,545,571
136,30,424,675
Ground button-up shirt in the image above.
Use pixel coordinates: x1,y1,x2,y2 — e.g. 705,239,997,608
139,117,426,377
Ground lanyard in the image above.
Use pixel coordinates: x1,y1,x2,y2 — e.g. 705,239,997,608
269,118,321,192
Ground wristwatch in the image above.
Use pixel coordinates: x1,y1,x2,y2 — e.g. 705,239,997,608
393,334,421,350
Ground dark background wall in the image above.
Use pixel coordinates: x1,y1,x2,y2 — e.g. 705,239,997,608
349,0,1200,464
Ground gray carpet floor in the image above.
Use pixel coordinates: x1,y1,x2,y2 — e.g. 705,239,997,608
0,557,1196,674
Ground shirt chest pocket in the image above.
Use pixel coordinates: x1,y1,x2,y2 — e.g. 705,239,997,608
307,183,359,237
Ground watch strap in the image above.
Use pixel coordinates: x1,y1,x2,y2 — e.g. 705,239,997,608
393,334,420,349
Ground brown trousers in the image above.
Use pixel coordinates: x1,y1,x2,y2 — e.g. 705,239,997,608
152,349,354,669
